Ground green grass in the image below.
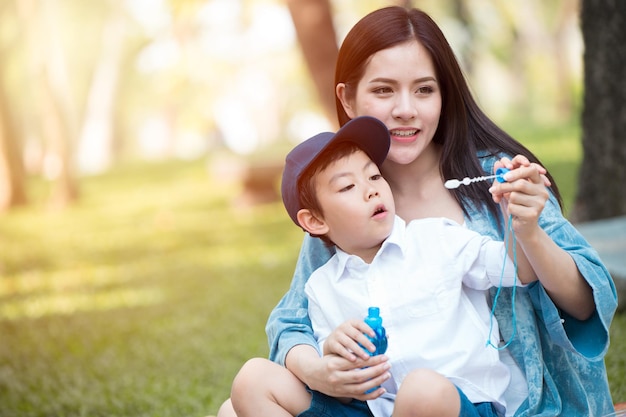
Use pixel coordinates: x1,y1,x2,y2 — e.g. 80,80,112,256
0,122,624,416
0,159,303,416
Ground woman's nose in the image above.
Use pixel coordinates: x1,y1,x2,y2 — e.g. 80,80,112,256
392,92,417,120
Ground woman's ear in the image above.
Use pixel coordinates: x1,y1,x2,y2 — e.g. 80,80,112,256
297,209,329,236
336,83,356,119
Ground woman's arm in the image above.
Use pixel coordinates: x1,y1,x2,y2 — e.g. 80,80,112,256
266,234,332,364
473,153,616,360
490,156,594,320
285,344,391,400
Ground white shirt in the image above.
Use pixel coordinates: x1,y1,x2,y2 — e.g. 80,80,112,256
305,216,527,417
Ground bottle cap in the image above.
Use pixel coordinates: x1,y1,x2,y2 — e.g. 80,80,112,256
368,307,380,318
495,167,510,183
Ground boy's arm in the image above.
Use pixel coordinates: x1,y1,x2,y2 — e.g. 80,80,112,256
268,235,391,400
306,269,378,361
293,283,391,401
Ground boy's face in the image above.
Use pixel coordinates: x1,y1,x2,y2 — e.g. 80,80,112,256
314,149,395,257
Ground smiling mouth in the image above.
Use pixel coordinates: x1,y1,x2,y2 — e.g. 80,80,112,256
390,129,418,137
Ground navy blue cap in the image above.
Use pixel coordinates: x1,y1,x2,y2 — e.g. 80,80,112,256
281,116,390,227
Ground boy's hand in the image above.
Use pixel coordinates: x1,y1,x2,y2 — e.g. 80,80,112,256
323,319,378,361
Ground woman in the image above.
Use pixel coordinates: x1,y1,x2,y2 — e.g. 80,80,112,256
221,6,617,417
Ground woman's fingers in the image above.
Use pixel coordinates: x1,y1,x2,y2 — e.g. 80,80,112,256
342,357,392,400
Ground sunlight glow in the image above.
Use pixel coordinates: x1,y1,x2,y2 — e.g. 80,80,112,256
0,286,164,320
126,0,171,35
0,265,165,320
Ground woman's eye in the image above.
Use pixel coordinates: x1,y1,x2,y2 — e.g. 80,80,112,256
372,86,392,94
416,85,434,95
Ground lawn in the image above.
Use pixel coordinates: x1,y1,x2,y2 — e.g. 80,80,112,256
0,122,624,416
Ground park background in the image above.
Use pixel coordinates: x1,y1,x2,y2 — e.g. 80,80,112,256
0,0,623,416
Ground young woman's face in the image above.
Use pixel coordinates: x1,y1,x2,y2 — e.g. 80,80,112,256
314,150,395,258
337,40,442,166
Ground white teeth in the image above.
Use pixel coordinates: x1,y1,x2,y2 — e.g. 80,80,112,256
391,130,417,137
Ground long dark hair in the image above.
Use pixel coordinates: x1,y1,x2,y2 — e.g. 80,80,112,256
334,6,562,218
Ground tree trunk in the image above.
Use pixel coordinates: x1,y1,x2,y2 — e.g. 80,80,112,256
17,0,79,208
571,0,626,222
0,2,28,211
286,0,338,128
552,0,579,119
77,15,125,174
0,64,27,211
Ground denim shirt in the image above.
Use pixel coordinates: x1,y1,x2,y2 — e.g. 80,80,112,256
265,154,618,416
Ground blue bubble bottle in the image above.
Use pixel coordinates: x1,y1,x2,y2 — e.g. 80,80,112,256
363,307,388,356
363,307,388,394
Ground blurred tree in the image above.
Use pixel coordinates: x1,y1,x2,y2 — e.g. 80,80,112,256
489,0,579,120
17,0,79,208
286,0,413,129
76,13,126,174
552,0,580,117
571,0,626,222
0,2,27,211
450,0,475,74
286,0,338,128
0,58,27,211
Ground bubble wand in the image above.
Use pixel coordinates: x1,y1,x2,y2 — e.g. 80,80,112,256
444,167,510,189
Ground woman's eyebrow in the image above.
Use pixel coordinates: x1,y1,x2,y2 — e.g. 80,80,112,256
368,76,437,84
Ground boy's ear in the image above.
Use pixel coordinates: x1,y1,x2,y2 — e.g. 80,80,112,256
336,83,356,119
297,209,329,236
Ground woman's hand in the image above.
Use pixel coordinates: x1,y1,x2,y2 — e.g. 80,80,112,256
489,155,550,240
286,344,391,401
323,319,378,361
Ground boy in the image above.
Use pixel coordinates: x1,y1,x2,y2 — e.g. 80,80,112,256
235,116,537,417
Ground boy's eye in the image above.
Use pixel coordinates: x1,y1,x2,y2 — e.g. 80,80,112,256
370,174,382,181
339,184,354,192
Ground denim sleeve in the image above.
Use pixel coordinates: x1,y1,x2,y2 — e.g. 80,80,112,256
477,153,617,359
526,194,618,360
265,234,334,366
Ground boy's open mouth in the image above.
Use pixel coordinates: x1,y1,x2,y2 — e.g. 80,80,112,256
372,205,386,216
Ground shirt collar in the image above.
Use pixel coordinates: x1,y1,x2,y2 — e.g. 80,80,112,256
332,216,406,281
